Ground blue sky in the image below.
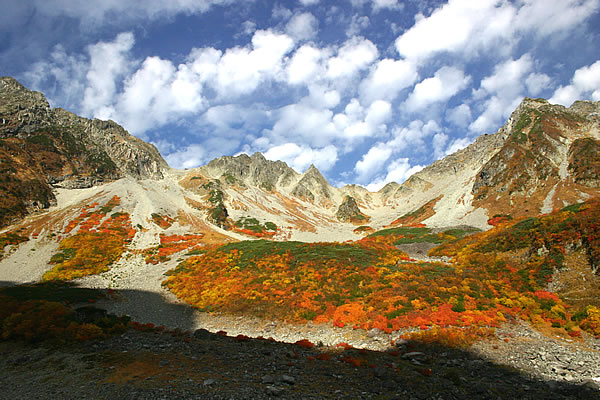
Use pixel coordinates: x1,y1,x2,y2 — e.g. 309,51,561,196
2,0,600,190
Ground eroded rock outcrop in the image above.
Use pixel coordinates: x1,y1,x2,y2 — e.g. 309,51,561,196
0,77,168,226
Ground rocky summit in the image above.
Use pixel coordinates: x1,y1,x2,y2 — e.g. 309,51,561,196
0,77,167,226
1,78,600,399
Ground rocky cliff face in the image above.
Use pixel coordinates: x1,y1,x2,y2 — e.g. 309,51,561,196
0,77,168,226
335,195,369,223
203,152,299,191
291,164,334,205
472,98,600,218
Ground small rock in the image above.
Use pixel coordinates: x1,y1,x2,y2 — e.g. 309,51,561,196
367,328,381,338
262,375,275,384
402,352,425,359
582,379,600,390
266,386,284,396
281,375,296,385
203,379,215,386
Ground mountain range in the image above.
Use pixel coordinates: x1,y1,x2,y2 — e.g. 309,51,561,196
2,77,600,392
1,76,598,242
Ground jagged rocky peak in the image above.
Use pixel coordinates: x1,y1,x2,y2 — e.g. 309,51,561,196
568,100,600,122
0,77,167,180
471,97,600,219
203,152,299,190
0,77,169,226
336,195,368,223
0,77,52,134
291,164,334,202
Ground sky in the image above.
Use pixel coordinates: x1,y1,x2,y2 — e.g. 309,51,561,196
1,0,600,190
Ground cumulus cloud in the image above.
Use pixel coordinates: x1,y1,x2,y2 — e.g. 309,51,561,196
212,30,295,97
332,99,392,143
445,104,472,127
264,143,338,172
360,58,418,104
23,44,88,110
445,136,473,155
299,0,319,5
271,104,337,147
388,119,441,152
82,32,135,117
394,0,598,64
365,159,424,191
469,54,534,133
286,45,327,85
286,12,319,40
525,72,552,96
513,0,600,37
432,132,449,159
346,15,370,37
29,0,240,26
325,37,378,80
372,0,403,12
165,144,206,170
395,0,513,63
354,142,393,183
404,66,470,112
550,60,600,106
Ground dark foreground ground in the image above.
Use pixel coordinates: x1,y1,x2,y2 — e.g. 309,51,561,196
1,326,599,400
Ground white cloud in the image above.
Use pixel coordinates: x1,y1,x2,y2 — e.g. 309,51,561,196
264,143,338,172
395,0,513,63
479,54,532,97
165,144,206,169
299,0,319,5
326,37,378,80
212,30,295,97
346,15,370,37
332,98,392,143
241,20,257,36
513,0,600,37
82,32,135,117
372,0,403,12
445,136,473,155
31,0,240,27
305,85,341,108
354,142,393,183
271,104,337,147
433,132,473,160
525,72,551,96
550,60,600,105
110,56,207,134
470,54,534,133
432,132,448,159
394,0,598,64
360,58,418,104
287,45,327,85
404,66,470,112
286,12,319,41
388,119,440,151
23,44,88,110
272,4,293,20
365,158,424,191
446,104,472,127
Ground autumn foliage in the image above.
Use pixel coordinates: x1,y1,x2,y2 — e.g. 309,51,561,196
0,231,28,258
151,213,175,229
43,196,135,281
164,199,600,342
144,233,205,264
